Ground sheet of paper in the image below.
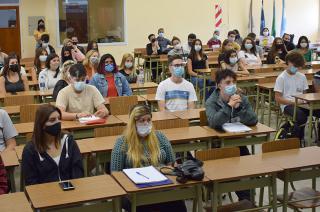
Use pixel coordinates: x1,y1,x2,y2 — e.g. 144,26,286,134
78,115,101,124
222,122,252,133
123,166,168,184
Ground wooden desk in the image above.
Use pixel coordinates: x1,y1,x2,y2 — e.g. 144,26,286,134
130,82,158,90
1,105,20,115
0,192,33,212
248,64,287,73
0,90,53,99
203,155,281,212
0,150,19,192
116,111,177,124
26,175,126,212
139,93,156,103
171,108,205,121
112,171,208,212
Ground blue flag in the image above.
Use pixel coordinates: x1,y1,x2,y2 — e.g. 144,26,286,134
260,0,265,35
280,0,287,36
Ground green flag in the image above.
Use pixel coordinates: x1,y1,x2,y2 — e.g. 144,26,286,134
271,0,276,37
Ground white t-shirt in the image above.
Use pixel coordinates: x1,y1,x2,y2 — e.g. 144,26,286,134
155,78,197,112
274,70,309,111
38,68,61,90
238,50,261,65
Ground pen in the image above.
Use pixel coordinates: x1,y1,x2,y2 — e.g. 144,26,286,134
136,171,149,179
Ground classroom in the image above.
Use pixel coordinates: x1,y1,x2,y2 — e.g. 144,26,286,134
0,0,320,211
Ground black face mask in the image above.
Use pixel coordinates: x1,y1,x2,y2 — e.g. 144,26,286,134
276,44,283,49
72,42,78,45
9,64,19,72
151,38,156,43
44,122,61,137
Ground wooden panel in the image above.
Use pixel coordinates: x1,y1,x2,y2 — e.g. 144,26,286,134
4,95,34,106
153,118,189,130
262,138,300,153
109,96,138,115
199,110,208,126
196,147,240,161
20,104,42,123
94,125,126,137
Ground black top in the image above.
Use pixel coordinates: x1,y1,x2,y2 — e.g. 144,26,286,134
40,44,56,55
146,43,161,56
188,54,208,71
53,79,68,101
119,69,137,84
266,51,287,64
218,53,226,66
4,74,24,93
284,42,295,52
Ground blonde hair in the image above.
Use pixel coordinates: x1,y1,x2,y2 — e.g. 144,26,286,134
61,60,75,81
83,50,99,68
124,105,160,168
119,53,135,71
63,38,72,46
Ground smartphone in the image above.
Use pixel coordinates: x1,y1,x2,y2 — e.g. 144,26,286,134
59,181,75,191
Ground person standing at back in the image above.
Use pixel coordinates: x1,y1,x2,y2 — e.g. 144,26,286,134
156,28,171,54
34,19,48,49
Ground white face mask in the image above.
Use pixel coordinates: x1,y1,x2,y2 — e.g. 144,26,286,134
39,55,47,62
300,42,308,48
125,62,133,68
174,44,182,50
42,43,49,48
194,45,202,52
136,122,152,137
263,31,269,36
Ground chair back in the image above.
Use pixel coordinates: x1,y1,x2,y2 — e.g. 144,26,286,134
109,96,138,115
4,95,34,106
196,147,240,161
153,118,189,130
94,125,126,137
262,138,300,153
20,104,42,123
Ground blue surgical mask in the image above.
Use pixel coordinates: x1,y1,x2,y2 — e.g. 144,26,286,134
224,84,237,96
229,57,238,65
158,32,164,37
74,81,86,92
173,66,184,78
105,64,114,72
290,66,298,74
245,43,253,50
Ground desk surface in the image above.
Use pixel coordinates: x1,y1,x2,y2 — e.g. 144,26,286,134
0,150,19,167
112,171,209,193
258,80,313,90
247,64,287,71
1,105,20,115
81,135,118,153
237,75,263,82
0,192,33,212
26,175,126,209
203,154,282,182
130,82,158,89
14,115,124,134
0,90,53,99
293,93,320,102
171,108,205,120
139,94,156,102
116,111,178,124
202,123,275,139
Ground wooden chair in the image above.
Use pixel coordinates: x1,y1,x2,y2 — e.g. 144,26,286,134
20,104,42,123
4,95,34,106
200,110,208,126
152,118,189,130
146,87,157,94
109,96,138,115
262,139,320,210
94,125,126,137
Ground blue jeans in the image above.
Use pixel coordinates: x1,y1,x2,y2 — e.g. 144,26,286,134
191,76,215,100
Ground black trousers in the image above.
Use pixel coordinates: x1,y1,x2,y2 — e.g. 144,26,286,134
122,198,187,212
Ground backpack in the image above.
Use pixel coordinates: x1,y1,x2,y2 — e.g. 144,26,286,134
275,120,300,140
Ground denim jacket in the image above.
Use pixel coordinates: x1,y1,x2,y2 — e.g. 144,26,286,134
90,72,132,97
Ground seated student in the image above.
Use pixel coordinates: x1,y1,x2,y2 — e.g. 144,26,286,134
38,53,61,90
56,63,109,120
61,45,85,64
86,40,99,53
233,29,243,45
247,32,264,59
238,37,262,66
167,36,189,60
227,30,241,51
83,50,99,80
118,53,137,84
207,30,221,49
0,47,8,70
156,28,171,54
220,49,249,76
32,47,48,78
0,109,17,152
205,69,256,201
71,35,85,54
53,60,76,101
282,33,295,51
90,53,132,97
22,104,84,186
0,53,29,95
0,156,8,194
111,104,187,212
266,37,288,64
146,34,161,81
274,51,319,141
259,27,274,49
183,33,196,53
218,39,235,63
39,34,55,55
156,55,197,112
295,36,312,62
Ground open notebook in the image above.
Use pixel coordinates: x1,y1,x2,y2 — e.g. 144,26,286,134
123,166,173,188
222,122,252,133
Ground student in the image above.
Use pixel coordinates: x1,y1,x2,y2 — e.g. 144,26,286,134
111,104,187,212
156,55,197,112
146,34,161,56
90,54,132,97
295,36,312,62
53,60,76,101
282,33,295,51
32,47,48,77
86,40,99,53
0,47,8,70
119,53,137,84
0,109,17,152
183,33,196,53
247,32,264,59
220,49,249,76
83,50,99,80
227,31,241,52
39,34,55,55
0,156,8,194
71,35,85,54
218,39,235,64
156,28,171,54
207,30,221,49
274,51,317,141
238,37,262,66
167,36,189,60
33,19,48,48
61,47,74,64
56,63,109,120
233,29,243,45
266,37,287,64
22,104,84,186
38,53,61,90
0,53,29,95
259,27,274,49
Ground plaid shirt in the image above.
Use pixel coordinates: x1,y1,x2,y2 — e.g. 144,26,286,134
0,156,8,195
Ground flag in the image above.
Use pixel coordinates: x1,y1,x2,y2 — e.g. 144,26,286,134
280,0,287,36
215,4,222,29
248,0,254,33
260,0,265,35
271,0,276,37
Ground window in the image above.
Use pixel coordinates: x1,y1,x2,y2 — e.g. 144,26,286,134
58,0,126,45
0,9,16,28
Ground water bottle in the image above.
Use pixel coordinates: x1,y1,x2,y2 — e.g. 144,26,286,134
39,76,46,92
137,68,144,86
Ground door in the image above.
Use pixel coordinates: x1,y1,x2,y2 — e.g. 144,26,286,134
0,6,21,57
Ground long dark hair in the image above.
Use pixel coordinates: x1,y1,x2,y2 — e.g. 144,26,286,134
86,40,99,53
60,46,73,64
34,47,48,74
189,39,205,62
241,37,257,56
297,36,309,49
45,53,60,78
32,104,62,153
223,49,238,65
269,37,288,60
97,53,118,74
2,53,20,77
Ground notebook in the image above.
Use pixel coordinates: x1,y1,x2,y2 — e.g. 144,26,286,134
222,122,252,133
123,166,173,188
78,115,105,124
